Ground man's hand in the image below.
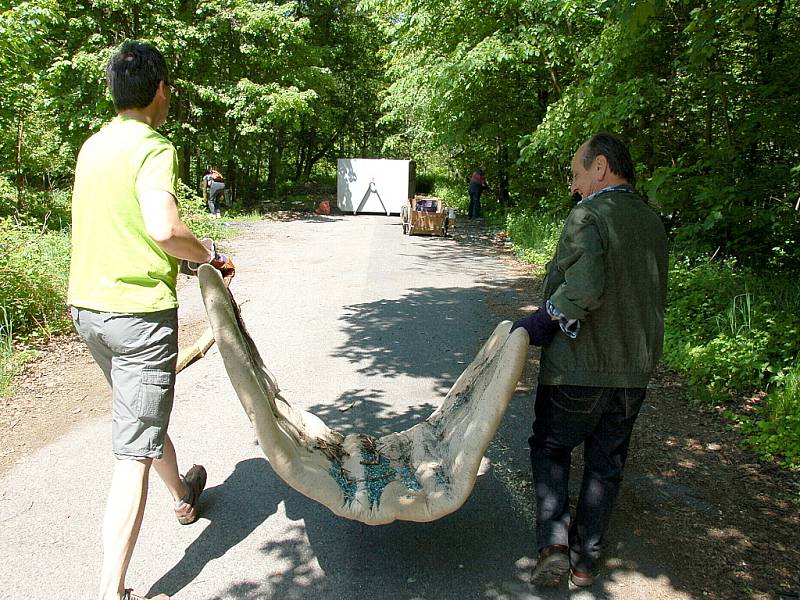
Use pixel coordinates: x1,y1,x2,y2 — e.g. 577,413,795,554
180,238,235,284
511,307,560,346
210,252,236,285
200,238,235,285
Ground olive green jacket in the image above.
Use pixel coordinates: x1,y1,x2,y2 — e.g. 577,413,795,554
539,187,668,388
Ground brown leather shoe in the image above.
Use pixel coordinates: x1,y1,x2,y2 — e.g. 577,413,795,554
570,567,594,587
530,544,569,587
175,464,207,525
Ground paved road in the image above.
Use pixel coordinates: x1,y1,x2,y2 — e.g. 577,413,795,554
0,215,692,599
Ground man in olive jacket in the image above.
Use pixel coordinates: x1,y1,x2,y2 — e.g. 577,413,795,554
512,133,668,588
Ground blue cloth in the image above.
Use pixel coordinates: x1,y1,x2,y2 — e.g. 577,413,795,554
546,299,580,339
577,184,635,205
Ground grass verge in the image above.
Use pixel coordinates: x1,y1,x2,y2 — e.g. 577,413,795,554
0,185,246,399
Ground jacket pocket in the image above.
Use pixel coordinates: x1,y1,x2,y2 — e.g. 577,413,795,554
137,369,173,422
551,385,605,415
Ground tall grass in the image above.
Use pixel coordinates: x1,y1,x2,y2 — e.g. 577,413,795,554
0,308,15,396
717,291,753,336
0,184,242,398
0,221,72,340
505,210,562,273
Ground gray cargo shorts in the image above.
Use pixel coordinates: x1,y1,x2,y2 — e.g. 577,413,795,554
70,306,178,460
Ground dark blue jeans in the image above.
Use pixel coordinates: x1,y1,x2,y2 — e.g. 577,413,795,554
208,182,225,214
468,187,482,219
529,384,646,572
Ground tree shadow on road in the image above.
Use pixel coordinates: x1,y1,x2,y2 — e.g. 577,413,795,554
332,278,535,399
206,399,540,600
159,218,799,599
147,458,279,598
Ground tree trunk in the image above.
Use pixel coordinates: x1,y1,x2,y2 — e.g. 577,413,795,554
266,129,285,199
266,146,281,199
305,135,336,181
225,116,238,204
15,111,24,212
176,97,191,186
496,139,510,206
131,4,140,38
180,0,194,21
766,0,785,64
303,154,316,180
256,145,263,189
295,141,307,182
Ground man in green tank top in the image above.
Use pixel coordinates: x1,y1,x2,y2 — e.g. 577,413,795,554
68,41,235,600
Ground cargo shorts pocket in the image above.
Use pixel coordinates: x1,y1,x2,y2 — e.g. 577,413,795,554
551,385,605,415
137,369,173,422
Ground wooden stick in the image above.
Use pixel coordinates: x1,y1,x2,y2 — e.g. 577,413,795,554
176,326,215,374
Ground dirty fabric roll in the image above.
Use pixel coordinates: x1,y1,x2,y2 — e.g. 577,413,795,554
198,264,528,525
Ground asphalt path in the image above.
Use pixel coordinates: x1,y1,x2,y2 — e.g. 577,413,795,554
0,215,693,599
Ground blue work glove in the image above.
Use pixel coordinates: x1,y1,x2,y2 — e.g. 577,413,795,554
511,307,560,346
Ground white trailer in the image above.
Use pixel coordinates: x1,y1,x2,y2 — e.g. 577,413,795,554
337,158,416,215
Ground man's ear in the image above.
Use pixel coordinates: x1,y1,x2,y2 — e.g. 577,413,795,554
594,154,609,179
157,80,169,99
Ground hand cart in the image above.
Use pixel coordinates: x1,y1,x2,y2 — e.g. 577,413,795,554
401,196,451,236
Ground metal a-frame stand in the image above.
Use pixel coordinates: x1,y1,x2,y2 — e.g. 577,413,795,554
354,180,390,216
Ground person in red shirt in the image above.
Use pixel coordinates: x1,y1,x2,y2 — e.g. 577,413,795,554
468,166,488,219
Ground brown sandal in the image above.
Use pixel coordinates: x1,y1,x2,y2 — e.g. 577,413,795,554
175,464,207,525
123,589,170,600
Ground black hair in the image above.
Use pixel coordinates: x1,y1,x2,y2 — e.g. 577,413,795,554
582,132,635,184
106,41,168,111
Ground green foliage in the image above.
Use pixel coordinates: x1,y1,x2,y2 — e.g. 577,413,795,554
2,0,392,203
0,217,72,341
429,176,467,215
505,209,563,273
1,188,72,231
0,176,15,212
0,305,36,399
517,0,800,266
664,257,800,396
378,0,562,205
415,173,435,195
175,182,229,242
738,363,800,468
662,256,800,466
